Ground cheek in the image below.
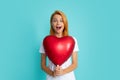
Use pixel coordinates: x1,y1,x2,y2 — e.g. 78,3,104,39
52,24,56,30
62,25,65,29
52,22,56,27
62,23,64,27
62,27,65,30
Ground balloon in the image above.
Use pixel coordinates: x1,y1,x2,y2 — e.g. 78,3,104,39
43,35,75,66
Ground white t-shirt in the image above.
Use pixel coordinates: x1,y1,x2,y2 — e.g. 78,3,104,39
39,37,79,80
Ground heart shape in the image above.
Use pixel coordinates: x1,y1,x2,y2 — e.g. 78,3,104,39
43,35,75,66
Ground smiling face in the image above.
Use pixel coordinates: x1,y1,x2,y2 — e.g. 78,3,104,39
51,14,64,35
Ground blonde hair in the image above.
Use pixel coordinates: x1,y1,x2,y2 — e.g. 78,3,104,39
50,10,69,36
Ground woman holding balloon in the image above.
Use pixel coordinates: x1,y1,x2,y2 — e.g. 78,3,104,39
39,10,79,80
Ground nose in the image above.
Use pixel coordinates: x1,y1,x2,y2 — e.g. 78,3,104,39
57,21,61,25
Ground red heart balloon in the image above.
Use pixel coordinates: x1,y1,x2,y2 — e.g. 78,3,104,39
43,35,75,66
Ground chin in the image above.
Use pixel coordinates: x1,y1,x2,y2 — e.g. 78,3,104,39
56,31,63,34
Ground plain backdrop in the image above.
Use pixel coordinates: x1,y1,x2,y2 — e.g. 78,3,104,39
0,0,120,80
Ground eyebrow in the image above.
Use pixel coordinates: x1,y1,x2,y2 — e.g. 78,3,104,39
52,18,63,20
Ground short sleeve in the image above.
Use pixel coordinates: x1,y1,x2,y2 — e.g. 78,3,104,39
73,37,79,52
39,42,45,54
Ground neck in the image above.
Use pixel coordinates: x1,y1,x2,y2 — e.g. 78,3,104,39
54,33,63,38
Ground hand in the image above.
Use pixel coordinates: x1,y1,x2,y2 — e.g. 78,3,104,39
54,65,64,76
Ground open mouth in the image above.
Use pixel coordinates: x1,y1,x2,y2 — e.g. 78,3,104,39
56,26,62,30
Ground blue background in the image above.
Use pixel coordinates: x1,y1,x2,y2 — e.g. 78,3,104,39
0,0,120,80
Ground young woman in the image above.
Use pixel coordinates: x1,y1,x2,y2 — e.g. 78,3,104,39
39,10,79,80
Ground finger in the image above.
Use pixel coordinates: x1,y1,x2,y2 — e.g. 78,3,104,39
56,65,59,70
58,66,61,70
59,66,61,69
56,65,60,69
57,65,59,67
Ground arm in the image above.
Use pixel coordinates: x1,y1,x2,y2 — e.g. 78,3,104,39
41,53,54,76
55,51,78,76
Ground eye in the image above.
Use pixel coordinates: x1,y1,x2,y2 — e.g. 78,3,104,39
60,19,63,22
52,19,57,22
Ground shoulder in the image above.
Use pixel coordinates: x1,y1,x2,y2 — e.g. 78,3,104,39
70,36,78,42
70,36,79,52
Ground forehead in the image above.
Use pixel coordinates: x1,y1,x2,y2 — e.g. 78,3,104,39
52,14,62,19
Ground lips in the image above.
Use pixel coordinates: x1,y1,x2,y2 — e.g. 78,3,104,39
56,26,62,30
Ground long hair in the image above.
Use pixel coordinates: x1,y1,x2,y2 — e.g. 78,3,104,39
50,10,69,36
